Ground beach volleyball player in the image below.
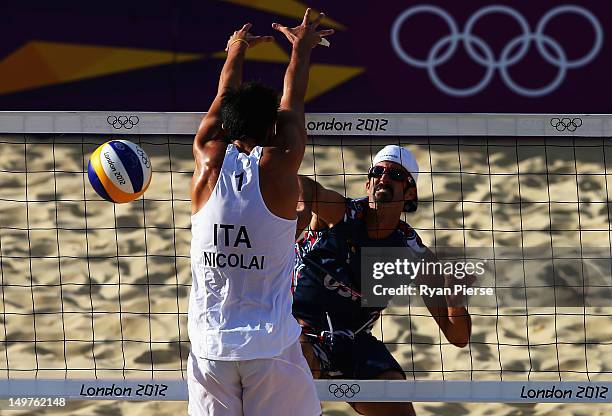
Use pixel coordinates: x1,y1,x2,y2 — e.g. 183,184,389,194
187,10,333,416
294,146,472,415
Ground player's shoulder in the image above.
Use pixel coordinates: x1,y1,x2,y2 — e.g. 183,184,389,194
204,139,230,153
198,140,229,167
296,199,359,239
259,144,300,173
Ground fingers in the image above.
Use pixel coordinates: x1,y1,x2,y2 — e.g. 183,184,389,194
247,35,274,45
317,29,335,37
241,23,252,33
272,23,296,43
273,8,333,47
311,12,324,28
302,8,311,26
272,22,290,36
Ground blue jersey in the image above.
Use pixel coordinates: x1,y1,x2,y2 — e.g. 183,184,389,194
292,198,427,334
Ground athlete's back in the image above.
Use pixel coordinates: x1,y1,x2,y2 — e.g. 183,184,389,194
186,12,334,416
189,144,299,360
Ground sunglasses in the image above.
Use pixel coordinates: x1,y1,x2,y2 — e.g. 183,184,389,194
368,166,414,184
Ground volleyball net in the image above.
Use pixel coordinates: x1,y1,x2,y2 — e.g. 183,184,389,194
0,112,611,403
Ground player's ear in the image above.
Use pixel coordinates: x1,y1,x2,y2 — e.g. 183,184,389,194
403,184,416,200
403,183,418,212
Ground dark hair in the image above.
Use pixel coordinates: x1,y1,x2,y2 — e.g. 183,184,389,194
221,81,280,144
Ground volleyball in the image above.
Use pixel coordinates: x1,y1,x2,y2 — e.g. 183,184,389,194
87,139,152,203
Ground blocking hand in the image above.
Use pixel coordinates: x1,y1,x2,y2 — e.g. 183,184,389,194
225,23,274,52
272,8,334,50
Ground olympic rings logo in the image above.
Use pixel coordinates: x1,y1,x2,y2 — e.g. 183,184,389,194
328,383,361,398
107,115,140,129
390,4,603,97
550,117,583,132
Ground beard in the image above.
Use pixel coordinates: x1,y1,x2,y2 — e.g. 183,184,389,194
373,183,394,202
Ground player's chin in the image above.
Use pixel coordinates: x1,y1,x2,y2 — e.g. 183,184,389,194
374,191,393,203
374,188,393,202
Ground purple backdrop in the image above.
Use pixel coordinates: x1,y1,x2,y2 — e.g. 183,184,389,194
1,1,609,112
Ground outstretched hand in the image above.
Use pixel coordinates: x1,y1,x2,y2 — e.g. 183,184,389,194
272,8,334,50
225,23,274,52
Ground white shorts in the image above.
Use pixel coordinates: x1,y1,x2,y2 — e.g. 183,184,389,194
187,341,321,416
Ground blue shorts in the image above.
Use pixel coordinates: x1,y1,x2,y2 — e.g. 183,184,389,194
306,331,404,380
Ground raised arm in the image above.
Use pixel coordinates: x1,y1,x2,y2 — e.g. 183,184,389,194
414,249,472,348
271,9,334,170
193,23,273,158
191,24,272,214
296,175,346,236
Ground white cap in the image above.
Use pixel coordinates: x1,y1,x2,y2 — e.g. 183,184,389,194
372,145,419,182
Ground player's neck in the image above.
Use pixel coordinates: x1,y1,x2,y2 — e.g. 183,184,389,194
365,205,401,239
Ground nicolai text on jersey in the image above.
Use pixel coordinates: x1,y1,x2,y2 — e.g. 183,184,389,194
201,224,265,270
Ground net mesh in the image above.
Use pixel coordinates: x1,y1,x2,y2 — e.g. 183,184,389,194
1,128,611,391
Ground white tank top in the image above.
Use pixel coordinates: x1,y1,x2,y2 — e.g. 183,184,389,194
189,144,301,360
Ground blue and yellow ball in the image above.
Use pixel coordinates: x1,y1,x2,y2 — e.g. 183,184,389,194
88,140,152,203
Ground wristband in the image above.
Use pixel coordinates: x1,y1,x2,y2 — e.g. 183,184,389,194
228,38,249,50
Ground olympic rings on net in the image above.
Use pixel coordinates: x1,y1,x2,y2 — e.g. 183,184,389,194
107,115,140,129
550,117,583,132
390,4,603,97
328,383,361,398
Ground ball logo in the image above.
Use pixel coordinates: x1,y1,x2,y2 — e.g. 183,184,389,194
136,147,151,168
329,383,360,398
107,115,140,129
390,4,603,97
550,117,583,132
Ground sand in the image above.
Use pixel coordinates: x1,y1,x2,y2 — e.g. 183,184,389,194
0,133,611,415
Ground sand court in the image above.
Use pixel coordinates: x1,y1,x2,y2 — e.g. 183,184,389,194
1,129,611,415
